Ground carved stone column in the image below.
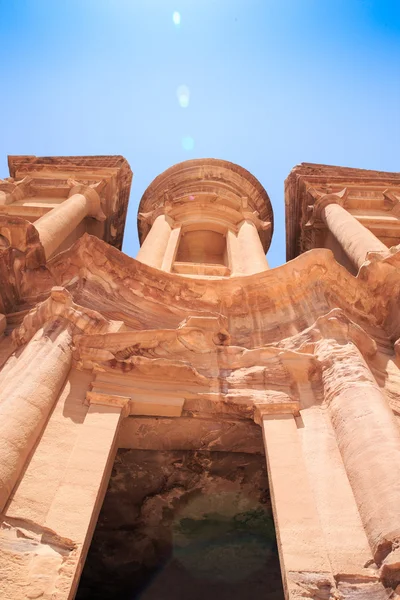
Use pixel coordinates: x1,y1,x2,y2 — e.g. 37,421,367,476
161,225,181,272
0,318,73,511
317,337,400,568
311,191,388,270
226,228,245,275
236,219,269,274
34,183,105,259
136,213,173,269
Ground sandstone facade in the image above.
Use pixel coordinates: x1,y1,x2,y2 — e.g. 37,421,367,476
1,156,400,598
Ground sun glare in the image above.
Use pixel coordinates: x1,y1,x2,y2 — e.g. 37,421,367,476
177,85,190,108
172,11,181,26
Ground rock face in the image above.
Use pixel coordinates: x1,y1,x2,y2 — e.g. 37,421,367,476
76,450,283,600
1,156,400,599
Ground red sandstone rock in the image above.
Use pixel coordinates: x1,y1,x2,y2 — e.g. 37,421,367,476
1,156,400,598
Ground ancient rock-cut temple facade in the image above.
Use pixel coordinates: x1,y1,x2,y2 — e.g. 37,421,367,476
1,155,400,598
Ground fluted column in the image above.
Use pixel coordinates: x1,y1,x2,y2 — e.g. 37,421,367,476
136,214,173,269
236,219,269,275
318,338,400,565
34,184,105,259
319,201,387,270
0,318,73,511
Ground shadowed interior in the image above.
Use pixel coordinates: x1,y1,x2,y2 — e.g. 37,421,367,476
75,449,284,600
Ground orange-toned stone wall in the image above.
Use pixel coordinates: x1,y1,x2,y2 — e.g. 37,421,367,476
2,157,400,599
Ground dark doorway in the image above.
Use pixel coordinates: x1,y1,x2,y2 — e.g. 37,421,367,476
76,450,284,600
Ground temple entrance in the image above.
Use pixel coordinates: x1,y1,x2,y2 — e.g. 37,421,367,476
76,449,284,600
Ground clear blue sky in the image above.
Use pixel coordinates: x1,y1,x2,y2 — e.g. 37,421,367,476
0,0,399,266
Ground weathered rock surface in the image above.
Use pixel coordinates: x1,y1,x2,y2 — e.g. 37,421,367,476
1,157,400,599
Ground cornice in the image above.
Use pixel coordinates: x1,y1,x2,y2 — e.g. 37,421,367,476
4,231,400,346
7,155,130,178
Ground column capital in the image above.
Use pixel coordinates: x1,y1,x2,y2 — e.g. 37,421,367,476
383,189,400,216
12,286,120,347
86,390,131,418
0,176,33,206
253,391,300,425
275,308,377,361
305,187,349,227
239,212,272,232
67,179,106,221
138,207,175,228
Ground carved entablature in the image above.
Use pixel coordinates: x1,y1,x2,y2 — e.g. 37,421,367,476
138,194,272,237
285,162,400,261
137,158,274,252
73,307,380,425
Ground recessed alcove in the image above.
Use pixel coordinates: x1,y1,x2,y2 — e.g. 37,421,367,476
173,230,231,276
75,449,284,600
176,230,228,266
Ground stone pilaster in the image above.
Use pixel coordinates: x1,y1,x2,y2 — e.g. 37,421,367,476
257,398,335,600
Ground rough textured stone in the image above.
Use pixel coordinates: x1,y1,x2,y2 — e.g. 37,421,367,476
1,156,400,599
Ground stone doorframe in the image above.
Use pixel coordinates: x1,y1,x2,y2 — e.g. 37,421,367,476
0,291,398,599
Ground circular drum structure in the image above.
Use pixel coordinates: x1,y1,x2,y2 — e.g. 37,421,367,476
137,159,273,276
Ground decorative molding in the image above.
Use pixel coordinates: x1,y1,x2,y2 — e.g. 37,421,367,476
86,380,184,418
0,176,33,206
383,189,400,216
73,314,230,369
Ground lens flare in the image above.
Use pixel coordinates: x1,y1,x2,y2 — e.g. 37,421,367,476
176,85,190,108
172,11,181,25
182,136,194,151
